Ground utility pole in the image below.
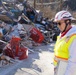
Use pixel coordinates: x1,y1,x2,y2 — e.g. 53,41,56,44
34,0,36,9
41,0,43,9
59,0,63,10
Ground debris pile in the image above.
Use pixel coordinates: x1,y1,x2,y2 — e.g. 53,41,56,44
0,0,60,68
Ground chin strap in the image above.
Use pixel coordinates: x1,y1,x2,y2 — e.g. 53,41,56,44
62,20,70,33
62,23,68,33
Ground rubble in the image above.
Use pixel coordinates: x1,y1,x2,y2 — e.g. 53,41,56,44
0,54,18,68
0,0,56,70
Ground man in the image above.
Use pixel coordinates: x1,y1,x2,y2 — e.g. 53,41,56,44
53,10,76,75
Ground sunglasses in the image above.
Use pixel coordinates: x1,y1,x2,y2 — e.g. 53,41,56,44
56,22,65,26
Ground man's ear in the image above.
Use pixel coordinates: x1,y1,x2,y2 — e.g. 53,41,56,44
65,20,71,25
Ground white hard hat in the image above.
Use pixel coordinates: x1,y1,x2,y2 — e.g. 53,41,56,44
54,10,75,22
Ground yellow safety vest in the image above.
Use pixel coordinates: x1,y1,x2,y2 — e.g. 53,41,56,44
54,34,76,66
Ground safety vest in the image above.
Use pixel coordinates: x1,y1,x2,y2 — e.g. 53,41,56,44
54,34,76,66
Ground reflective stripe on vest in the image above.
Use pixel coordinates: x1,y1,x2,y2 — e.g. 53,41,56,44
54,34,76,66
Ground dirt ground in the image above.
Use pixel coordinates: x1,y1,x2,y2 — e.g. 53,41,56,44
0,43,55,75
